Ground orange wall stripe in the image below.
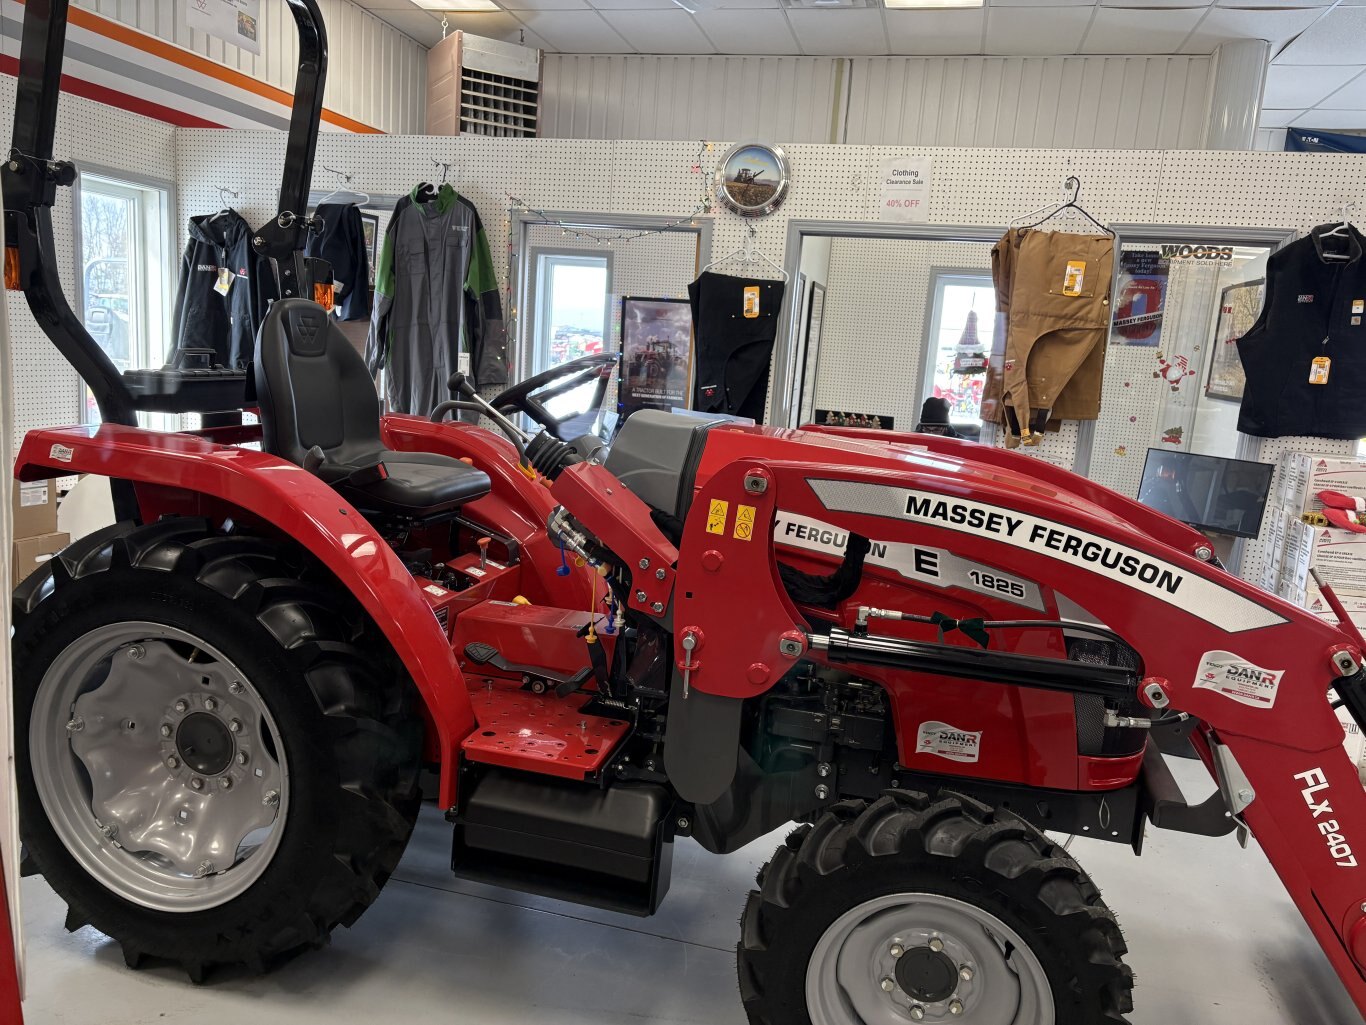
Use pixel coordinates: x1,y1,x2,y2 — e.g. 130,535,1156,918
15,0,383,134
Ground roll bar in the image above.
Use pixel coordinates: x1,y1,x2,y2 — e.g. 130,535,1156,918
1,0,331,425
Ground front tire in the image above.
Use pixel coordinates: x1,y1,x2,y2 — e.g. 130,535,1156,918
738,791,1134,1025
14,519,422,979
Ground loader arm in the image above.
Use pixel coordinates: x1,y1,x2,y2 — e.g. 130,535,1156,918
673,454,1366,1010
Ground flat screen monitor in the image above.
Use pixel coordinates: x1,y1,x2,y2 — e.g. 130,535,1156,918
1136,448,1273,540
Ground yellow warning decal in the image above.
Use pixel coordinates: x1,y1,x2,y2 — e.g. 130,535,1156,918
734,504,756,541
707,499,729,535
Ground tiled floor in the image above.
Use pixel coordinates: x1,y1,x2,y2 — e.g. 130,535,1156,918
17,759,1364,1024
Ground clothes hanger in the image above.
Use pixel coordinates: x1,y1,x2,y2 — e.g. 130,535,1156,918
700,224,790,281
1316,202,1356,261
1012,176,1115,237
209,185,239,219
315,166,370,207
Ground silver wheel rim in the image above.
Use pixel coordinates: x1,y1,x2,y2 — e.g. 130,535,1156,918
31,622,290,912
806,893,1056,1025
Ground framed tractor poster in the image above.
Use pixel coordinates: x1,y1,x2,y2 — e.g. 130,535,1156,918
619,296,693,420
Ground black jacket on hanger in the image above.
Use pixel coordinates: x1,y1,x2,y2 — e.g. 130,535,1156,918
305,202,371,322
170,209,266,369
689,271,786,423
1238,224,1366,439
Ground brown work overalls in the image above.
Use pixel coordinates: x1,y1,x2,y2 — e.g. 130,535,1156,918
981,228,1114,446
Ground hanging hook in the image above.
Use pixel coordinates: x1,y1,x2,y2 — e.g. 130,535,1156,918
1065,176,1081,203
321,164,352,185
216,185,239,205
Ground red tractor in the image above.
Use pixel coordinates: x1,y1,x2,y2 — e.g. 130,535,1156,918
9,4,1366,1024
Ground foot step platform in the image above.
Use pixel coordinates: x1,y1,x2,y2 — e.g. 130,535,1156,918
462,679,629,779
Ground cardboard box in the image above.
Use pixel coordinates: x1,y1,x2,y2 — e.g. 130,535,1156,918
1278,451,1311,510
1337,706,1366,785
12,479,57,539
12,531,68,589
1305,584,1366,631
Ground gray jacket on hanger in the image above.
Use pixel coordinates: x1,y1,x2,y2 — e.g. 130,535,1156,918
365,183,507,416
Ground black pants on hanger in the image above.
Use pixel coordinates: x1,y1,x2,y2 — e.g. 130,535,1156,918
689,271,785,423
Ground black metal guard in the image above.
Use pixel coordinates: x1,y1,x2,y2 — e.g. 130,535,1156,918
2,0,330,424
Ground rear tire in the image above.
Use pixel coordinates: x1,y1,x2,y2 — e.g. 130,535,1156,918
737,790,1133,1025
14,519,422,979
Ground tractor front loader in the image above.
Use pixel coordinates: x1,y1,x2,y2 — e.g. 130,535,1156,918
9,2,1366,1025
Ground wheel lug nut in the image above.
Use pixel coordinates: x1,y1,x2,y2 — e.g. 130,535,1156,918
928,937,944,953
219,777,233,790
237,751,248,765
880,977,895,993
66,716,84,734
174,699,188,713
229,681,244,695
910,1006,925,1021
228,719,242,733
890,944,904,958
160,723,172,738
959,965,973,982
167,756,179,769
949,999,964,1016
263,789,280,807
126,644,144,660
190,777,204,790
203,697,217,712
194,861,215,878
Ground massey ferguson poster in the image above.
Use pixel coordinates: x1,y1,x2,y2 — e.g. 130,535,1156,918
619,297,692,420
1111,248,1170,348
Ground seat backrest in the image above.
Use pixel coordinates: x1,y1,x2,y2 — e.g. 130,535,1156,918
254,298,382,472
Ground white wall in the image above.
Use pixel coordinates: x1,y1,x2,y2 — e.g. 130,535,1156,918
2,76,179,453
70,0,427,133
541,54,1215,148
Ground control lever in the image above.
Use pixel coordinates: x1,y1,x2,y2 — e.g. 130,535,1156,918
477,537,491,571
446,372,532,444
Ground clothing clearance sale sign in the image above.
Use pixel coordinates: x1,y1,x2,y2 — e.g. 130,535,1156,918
879,157,932,224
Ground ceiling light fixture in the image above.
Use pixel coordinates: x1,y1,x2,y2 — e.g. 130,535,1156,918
882,0,983,9
671,0,699,13
411,0,501,11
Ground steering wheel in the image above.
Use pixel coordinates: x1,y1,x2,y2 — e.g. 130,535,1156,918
490,351,620,440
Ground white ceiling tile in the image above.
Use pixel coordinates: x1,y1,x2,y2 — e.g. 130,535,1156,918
587,0,680,10
600,9,717,51
513,9,635,49
786,9,887,55
703,0,783,8
692,9,799,53
989,0,1093,6
502,0,590,11
884,9,985,56
1098,0,1211,7
985,7,1089,56
1218,0,1336,7
1290,109,1366,130
1263,63,1361,109
363,8,447,45
1317,69,1366,109
1080,7,1205,54
1274,7,1366,65
1183,6,1328,55
1258,109,1307,128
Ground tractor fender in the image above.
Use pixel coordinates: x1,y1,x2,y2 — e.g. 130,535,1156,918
15,424,475,807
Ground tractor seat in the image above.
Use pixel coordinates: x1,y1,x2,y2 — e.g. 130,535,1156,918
254,299,490,520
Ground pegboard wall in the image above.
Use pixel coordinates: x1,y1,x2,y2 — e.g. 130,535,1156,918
3,75,177,455
13,109,1366,591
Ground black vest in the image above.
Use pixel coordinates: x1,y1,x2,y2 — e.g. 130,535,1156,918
1238,224,1366,439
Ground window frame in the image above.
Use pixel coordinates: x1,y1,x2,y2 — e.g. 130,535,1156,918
528,249,614,376
71,166,176,426
920,268,996,427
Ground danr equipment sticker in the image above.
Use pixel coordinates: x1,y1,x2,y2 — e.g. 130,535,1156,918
915,721,982,763
1193,650,1284,708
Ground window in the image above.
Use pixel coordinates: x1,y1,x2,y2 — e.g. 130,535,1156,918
921,273,996,436
531,252,610,419
76,172,173,424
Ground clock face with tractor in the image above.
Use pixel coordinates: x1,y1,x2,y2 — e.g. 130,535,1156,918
716,142,789,217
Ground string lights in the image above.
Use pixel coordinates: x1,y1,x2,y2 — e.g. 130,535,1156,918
506,194,708,246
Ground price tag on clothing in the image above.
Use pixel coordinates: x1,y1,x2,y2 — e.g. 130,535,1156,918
213,267,234,296
1310,355,1332,385
1062,261,1086,297
742,286,760,318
